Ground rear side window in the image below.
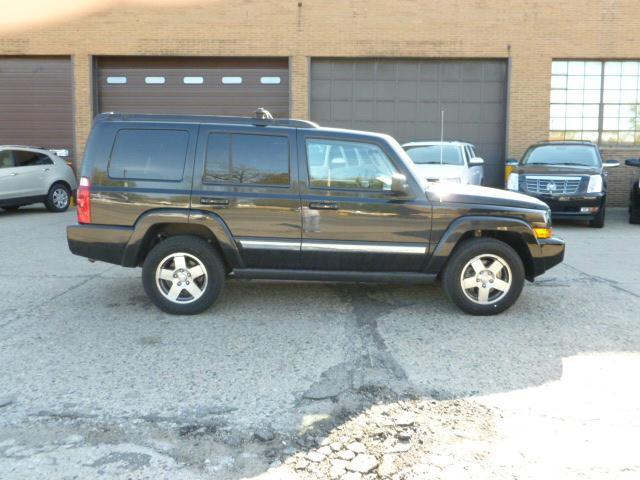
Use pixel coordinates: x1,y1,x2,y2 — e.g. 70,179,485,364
108,129,189,181
13,151,52,167
204,133,289,185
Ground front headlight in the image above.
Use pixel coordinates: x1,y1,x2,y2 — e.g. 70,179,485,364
443,177,462,183
587,175,603,193
506,173,519,191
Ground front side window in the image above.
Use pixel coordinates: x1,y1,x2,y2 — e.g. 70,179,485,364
550,60,640,145
306,139,398,190
108,129,189,181
0,150,15,168
404,145,464,166
522,145,599,167
204,133,289,185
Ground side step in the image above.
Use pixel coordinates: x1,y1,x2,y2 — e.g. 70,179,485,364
230,269,437,284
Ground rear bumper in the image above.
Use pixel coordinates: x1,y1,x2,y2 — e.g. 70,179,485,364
67,224,133,265
525,192,605,219
531,236,565,278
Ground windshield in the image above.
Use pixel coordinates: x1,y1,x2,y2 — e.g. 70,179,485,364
522,145,599,167
404,145,464,166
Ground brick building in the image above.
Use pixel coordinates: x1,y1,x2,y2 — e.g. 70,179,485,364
1,0,639,203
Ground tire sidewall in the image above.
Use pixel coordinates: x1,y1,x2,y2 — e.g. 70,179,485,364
442,238,525,315
142,236,224,315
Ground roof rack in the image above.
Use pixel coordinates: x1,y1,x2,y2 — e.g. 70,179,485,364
96,110,319,129
536,140,594,145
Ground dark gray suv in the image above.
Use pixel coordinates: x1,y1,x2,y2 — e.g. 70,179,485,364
68,112,564,316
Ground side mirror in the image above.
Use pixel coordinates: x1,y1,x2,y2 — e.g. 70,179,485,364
625,158,640,167
469,157,484,166
505,158,519,167
603,160,620,168
390,173,410,195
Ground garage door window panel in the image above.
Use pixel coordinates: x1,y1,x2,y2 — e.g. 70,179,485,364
204,133,290,186
306,139,398,191
108,129,189,181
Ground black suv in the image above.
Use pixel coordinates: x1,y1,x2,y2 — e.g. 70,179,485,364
67,112,564,316
506,141,619,228
626,158,640,224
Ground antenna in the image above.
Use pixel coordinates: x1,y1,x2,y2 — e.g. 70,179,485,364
440,109,444,166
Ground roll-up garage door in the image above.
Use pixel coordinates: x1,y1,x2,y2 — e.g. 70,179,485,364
96,57,289,118
0,57,74,155
310,59,508,186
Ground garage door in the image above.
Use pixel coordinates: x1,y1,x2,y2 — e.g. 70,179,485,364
0,57,73,154
96,57,289,118
310,59,508,186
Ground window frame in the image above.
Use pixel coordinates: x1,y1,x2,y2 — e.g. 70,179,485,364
202,131,292,188
107,128,190,182
304,137,401,193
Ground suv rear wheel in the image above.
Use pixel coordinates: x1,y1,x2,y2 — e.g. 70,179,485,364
442,238,525,315
142,235,225,315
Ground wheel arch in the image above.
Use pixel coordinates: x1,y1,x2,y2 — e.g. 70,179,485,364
426,216,539,281
121,209,243,270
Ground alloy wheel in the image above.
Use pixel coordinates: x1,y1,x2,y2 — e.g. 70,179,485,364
155,252,208,304
459,253,512,304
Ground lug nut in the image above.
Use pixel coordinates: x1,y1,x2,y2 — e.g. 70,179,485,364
186,281,190,285
173,273,177,278
177,282,182,286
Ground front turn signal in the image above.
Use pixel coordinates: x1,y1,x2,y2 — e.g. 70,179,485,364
533,227,553,239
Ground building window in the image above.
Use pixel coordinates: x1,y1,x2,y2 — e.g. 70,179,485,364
260,76,281,85
550,60,640,145
106,76,127,84
221,76,242,85
183,76,204,85
145,76,166,85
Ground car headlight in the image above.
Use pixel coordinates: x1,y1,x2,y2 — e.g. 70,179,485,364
443,177,462,183
506,173,519,191
587,175,603,193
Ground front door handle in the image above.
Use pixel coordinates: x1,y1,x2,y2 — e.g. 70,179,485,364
41,168,50,172
9,173,17,176
200,197,229,207
309,201,339,210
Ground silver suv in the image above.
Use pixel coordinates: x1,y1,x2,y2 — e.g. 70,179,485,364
0,146,77,212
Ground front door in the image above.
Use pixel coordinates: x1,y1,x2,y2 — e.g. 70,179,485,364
298,133,432,271
191,125,301,269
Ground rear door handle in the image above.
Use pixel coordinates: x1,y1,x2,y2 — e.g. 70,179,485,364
9,173,17,176
200,197,229,207
41,168,50,172
309,201,339,210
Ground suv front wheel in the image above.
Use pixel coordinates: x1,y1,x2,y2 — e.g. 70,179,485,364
442,238,525,315
142,236,225,315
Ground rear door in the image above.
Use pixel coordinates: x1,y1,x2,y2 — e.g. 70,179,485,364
191,125,301,268
297,131,432,271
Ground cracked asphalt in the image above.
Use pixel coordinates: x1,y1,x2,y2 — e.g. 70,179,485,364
1,206,639,479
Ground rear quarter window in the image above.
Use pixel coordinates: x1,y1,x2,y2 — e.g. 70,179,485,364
108,129,189,181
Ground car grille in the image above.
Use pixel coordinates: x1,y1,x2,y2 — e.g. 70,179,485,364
524,176,582,194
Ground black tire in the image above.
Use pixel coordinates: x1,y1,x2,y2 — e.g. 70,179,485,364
142,235,225,315
442,238,525,316
44,182,71,212
630,203,640,225
589,206,605,228
1,206,20,212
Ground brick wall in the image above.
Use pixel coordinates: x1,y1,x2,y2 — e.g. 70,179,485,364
1,0,639,204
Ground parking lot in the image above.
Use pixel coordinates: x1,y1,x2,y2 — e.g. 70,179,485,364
1,206,639,479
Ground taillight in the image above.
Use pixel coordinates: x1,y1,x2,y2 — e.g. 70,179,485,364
77,176,91,224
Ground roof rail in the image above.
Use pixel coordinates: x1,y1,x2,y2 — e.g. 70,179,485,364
95,111,319,128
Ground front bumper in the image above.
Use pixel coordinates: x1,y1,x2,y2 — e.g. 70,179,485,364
522,192,605,219
532,236,565,277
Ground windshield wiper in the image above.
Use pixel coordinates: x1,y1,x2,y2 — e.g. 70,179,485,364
553,162,589,166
